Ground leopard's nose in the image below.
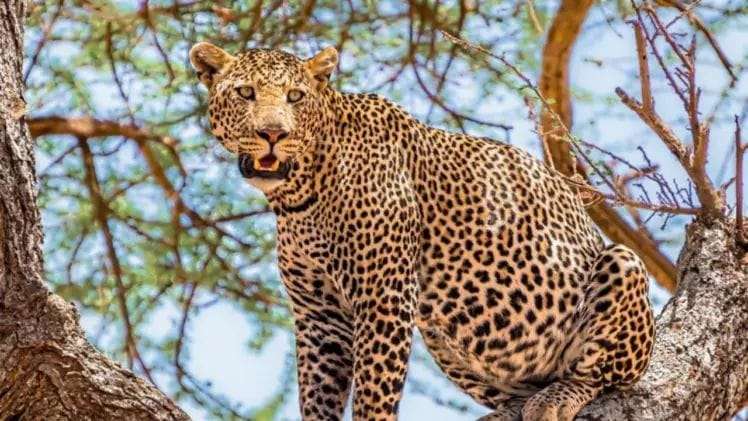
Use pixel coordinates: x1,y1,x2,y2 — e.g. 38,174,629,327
256,127,289,143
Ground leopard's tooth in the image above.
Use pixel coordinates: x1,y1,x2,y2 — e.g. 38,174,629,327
253,158,262,170
268,159,280,171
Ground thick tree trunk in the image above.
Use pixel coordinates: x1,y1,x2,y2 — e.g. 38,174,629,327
0,2,188,420
578,219,747,420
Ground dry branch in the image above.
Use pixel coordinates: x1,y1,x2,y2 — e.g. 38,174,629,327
615,88,688,162
616,6,724,221
657,0,738,83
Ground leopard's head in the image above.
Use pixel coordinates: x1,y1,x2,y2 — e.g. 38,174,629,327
190,43,337,193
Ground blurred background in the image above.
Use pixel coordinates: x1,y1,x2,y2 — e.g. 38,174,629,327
23,0,747,420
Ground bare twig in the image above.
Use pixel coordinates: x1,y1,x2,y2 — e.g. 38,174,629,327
562,173,699,215
657,0,738,83
411,60,512,132
79,137,155,385
736,116,745,246
615,88,688,162
525,0,543,34
633,22,653,111
617,7,724,220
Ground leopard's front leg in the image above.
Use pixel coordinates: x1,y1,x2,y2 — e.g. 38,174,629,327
350,276,416,420
346,196,420,421
294,311,353,420
280,244,354,420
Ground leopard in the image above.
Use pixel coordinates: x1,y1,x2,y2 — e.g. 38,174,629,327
189,42,655,421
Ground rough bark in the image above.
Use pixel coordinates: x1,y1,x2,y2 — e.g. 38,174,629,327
578,219,748,420
539,0,678,292
0,2,188,420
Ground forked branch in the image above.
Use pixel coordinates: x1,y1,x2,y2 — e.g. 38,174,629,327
616,6,725,220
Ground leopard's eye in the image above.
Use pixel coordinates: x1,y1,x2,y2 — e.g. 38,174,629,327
236,86,255,101
287,89,305,103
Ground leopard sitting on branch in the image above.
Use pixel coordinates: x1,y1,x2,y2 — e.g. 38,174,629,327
189,42,654,421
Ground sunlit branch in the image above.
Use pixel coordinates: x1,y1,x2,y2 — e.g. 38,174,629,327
79,136,155,384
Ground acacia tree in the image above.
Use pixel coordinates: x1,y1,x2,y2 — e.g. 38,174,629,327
1,0,746,420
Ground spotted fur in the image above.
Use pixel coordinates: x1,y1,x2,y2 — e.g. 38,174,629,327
190,44,655,421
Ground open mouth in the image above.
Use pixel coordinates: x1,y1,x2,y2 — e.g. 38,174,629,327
257,154,279,171
238,153,291,179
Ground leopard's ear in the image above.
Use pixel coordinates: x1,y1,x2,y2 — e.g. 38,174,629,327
306,46,338,90
189,42,236,88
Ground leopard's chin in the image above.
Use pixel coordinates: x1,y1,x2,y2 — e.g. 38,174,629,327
245,177,286,194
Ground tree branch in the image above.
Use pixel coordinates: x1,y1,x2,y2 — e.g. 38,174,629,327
658,0,738,83
28,115,173,145
736,116,746,247
79,137,155,382
616,5,724,220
